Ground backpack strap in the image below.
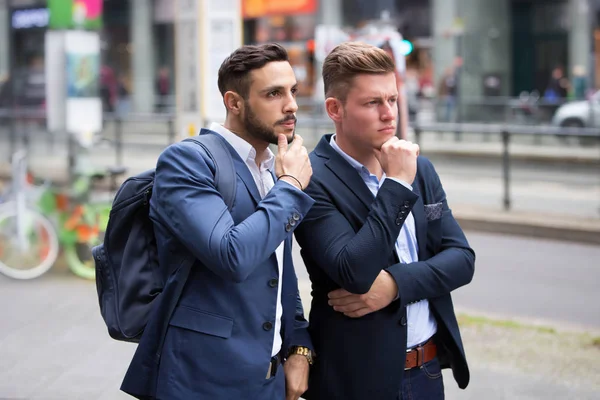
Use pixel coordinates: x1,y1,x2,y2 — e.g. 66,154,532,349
183,129,237,211
155,130,238,367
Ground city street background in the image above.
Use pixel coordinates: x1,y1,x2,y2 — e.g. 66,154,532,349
2,0,600,399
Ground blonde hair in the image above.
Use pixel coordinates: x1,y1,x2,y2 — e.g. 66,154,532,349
322,42,396,102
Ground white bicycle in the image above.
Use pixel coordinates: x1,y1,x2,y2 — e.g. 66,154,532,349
0,151,59,280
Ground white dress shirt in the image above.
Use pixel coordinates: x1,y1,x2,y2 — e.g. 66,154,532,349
329,135,437,348
210,123,285,357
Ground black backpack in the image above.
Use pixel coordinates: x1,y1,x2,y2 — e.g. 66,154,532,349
92,131,236,342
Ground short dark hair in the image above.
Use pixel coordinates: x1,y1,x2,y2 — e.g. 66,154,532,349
218,43,289,99
323,42,395,102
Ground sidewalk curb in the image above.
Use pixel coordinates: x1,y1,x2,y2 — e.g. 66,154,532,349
2,161,599,245
421,148,600,166
454,209,600,245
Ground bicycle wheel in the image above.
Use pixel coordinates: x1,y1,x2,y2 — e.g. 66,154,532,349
63,238,100,280
63,204,109,280
0,204,59,279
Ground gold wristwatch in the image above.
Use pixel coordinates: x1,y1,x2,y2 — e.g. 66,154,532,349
288,346,314,366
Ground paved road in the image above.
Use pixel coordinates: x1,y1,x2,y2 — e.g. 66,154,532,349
0,231,598,399
293,231,600,331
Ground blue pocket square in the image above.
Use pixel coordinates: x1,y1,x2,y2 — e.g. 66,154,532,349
424,202,443,221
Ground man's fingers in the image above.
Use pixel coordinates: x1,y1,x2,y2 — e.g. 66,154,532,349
413,143,420,156
277,133,288,153
328,295,361,307
327,288,353,299
289,133,304,149
332,302,364,313
344,308,371,318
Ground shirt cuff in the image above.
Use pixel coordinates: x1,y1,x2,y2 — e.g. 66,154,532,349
385,177,413,191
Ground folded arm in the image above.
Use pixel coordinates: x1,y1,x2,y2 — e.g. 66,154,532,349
385,169,474,306
295,178,418,294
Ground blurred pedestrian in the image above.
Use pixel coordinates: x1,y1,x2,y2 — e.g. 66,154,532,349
100,65,117,114
0,73,10,108
544,66,569,102
571,65,587,100
115,74,131,117
155,65,171,112
405,68,421,122
439,66,457,122
294,42,475,400
120,43,315,400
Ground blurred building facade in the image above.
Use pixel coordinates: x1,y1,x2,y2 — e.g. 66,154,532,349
1,0,599,115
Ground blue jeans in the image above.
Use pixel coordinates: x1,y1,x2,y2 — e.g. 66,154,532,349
400,357,445,400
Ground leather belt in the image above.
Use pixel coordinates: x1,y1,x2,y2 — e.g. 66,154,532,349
266,353,282,379
405,338,437,370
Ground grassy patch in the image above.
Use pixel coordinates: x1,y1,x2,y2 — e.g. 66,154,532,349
592,336,600,348
457,313,556,334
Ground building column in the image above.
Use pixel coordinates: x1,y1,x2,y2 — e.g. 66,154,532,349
130,0,155,113
313,0,343,103
319,0,342,27
569,0,592,84
432,0,458,93
458,0,510,98
0,0,9,80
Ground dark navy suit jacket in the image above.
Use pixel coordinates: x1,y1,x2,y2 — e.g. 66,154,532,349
120,131,315,399
295,134,475,400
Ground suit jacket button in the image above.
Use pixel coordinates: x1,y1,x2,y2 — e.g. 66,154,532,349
292,212,300,221
400,316,407,326
404,201,411,208
289,218,297,226
395,218,402,225
263,322,273,331
268,278,278,288
285,223,292,232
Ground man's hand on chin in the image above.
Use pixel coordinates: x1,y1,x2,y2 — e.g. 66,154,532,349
284,354,309,400
328,270,398,318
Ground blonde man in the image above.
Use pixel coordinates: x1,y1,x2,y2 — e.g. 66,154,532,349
295,42,475,400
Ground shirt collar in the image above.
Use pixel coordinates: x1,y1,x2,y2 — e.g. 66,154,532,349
209,122,274,170
329,134,375,180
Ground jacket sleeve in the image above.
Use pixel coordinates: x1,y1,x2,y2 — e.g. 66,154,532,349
295,177,419,294
288,289,312,352
151,141,315,283
385,159,475,306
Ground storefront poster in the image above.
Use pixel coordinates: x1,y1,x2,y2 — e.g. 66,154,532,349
65,30,102,139
67,53,99,98
48,0,103,30
242,0,317,18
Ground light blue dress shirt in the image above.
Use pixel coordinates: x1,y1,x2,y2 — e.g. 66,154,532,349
329,135,437,348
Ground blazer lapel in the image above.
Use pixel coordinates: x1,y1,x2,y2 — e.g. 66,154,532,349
315,135,374,210
232,156,262,205
411,183,428,261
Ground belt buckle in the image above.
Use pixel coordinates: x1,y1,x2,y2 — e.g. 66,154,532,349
404,347,413,371
404,344,425,371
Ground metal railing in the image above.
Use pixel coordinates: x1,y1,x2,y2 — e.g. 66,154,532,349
413,122,600,212
2,107,599,214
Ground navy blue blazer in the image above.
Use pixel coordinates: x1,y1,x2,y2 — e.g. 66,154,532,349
294,134,475,400
120,131,315,399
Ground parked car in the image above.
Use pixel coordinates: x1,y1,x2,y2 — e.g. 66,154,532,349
551,91,600,128
551,91,600,146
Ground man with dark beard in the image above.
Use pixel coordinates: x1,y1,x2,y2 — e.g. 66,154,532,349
121,44,315,400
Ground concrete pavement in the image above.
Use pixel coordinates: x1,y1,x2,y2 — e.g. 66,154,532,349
1,264,599,400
